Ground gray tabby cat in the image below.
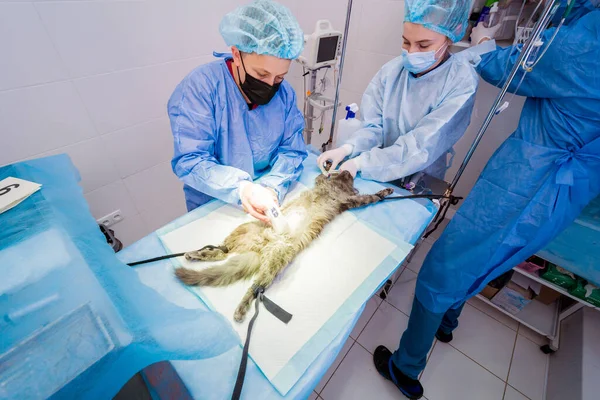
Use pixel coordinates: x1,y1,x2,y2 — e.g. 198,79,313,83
175,171,394,322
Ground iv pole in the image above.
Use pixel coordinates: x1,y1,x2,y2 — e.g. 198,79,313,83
323,0,353,152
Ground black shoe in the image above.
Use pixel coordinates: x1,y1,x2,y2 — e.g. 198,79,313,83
373,345,424,400
435,328,453,343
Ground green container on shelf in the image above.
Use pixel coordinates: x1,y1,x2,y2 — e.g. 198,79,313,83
569,279,600,307
540,263,578,290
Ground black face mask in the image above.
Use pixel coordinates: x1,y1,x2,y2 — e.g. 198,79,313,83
237,57,281,106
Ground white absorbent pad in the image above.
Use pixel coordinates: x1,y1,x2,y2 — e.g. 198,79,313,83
158,185,413,395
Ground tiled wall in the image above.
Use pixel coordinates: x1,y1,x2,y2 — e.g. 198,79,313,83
1,0,522,246
0,0,302,246
1,0,241,246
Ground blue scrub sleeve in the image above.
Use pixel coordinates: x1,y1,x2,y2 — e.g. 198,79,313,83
477,16,596,99
345,70,386,157
257,90,308,203
355,83,476,182
171,77,252,205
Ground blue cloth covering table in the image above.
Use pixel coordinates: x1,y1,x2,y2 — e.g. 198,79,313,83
0,155,239,400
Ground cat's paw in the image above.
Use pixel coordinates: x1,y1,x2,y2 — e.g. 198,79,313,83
376,188,394,198
185,246,225,261
184,251,203,261
233,307,247,323
234,299,253,322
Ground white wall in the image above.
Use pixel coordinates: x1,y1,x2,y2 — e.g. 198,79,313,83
1,0,522,247
0,1,256,246
1,0,238,246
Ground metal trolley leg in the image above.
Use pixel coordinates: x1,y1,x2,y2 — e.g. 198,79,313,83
542,300,585,354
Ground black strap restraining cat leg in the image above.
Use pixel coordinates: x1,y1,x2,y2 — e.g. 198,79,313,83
126,245,228,267
231,286,292,400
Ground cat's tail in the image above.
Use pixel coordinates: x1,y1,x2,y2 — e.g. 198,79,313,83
175,252,260,287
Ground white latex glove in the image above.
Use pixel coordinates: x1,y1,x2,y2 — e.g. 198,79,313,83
470,23,501,45
317,144,353,174
339,158,359,178
239,182,278,223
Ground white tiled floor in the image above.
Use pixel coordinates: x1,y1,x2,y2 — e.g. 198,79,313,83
504,385,530,400
447,303,517,380
313,236,550,400
508,335,549,400
357,301,410,354
314,337,354,393
349,295,382,340
422,342,506,400
517,324,549,347
321,343,409,400
385,268,417,315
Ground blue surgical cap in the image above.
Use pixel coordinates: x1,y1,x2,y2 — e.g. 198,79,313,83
220,0,304,59
404,0,471,43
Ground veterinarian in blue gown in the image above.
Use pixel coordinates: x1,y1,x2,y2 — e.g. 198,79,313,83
317,0,479,182
169,0,307,221
375,2,600,399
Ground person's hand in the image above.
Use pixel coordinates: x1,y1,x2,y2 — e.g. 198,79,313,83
239,182,278,223
339,159,359,178
317,145,353,174
470,23,501,46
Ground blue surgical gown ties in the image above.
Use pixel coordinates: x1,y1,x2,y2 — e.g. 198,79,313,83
343,53,480,182
394,9,600,379
169,57,307,211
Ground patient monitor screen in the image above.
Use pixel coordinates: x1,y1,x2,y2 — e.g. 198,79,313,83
317,36,339,64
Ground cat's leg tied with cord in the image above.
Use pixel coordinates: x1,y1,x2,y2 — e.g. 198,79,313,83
185,245,229,261
231,286,292,400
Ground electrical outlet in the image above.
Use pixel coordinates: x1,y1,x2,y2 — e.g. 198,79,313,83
97,209,124,228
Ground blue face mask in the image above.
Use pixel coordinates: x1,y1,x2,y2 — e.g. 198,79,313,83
401,43,449,74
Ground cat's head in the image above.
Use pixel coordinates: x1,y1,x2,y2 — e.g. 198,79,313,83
315,170,356,194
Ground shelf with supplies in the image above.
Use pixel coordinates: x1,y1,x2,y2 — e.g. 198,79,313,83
476,258,599,354
475,292,559,338
512,266,600,312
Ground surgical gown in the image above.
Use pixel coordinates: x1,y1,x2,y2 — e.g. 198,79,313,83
344,54,479,182
392,8,600,380
417,9,600,314
169,58,307,211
